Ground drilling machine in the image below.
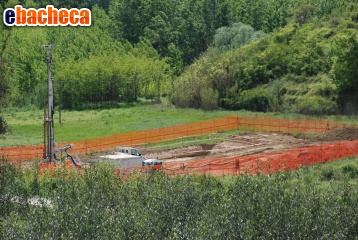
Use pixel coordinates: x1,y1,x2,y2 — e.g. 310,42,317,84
41,45,82,167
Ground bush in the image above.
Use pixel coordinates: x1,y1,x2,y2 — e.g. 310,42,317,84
236,88,271,112
0,116,11,135
200,88,219,110
297,95,337,115
1,162,357,239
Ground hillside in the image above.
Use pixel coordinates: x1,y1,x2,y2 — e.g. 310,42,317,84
173,3,358,115
0,0,357,115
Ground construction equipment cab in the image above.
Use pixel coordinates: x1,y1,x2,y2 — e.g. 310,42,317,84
142,159,163,171
114,147,141,156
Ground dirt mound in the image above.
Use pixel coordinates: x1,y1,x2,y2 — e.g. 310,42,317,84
318,127,358,141
200,144,216,150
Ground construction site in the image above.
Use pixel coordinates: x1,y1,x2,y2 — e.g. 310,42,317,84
1,45,358,176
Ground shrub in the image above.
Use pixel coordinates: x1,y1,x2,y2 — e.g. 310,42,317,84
1,162,357,239
236,88,271,112
200,88,219,110
297,95,337,114
0,116,11,135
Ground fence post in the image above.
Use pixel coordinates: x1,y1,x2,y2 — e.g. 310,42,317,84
288,118,290,134
279,118,281,132
269,118,271,132
85,140,88,155
235,158,240,175
201,121,203,136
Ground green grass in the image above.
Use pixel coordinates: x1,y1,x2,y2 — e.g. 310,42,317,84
2,102,358,148
0,104,240,147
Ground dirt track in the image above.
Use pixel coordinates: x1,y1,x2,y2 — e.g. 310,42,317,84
141,128,358,164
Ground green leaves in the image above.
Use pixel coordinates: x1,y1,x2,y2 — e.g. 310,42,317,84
1,161,358,239
57,45,169,108
332,30,358,92
213,22,265,51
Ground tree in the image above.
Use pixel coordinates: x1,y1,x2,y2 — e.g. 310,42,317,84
0,4,11,106
213,22,265,51
332,30,358,93
332,30,358,113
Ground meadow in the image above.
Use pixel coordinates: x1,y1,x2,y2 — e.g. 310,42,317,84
2,103,358,148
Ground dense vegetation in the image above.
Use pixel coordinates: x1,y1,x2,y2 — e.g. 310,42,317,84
0,157,357,239
173,3,358,114
0,0,358,115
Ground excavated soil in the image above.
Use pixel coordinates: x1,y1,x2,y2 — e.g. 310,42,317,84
317,127,358,141
139,127,358,163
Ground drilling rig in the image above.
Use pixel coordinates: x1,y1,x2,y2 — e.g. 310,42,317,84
41,45,83,167
42,45,56,162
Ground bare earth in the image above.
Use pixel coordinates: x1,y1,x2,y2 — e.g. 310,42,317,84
138,128,358,164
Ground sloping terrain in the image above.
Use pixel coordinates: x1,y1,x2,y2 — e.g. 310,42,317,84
141,128,358,163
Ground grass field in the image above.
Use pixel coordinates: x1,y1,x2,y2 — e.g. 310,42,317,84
0,104,238,147
2,103,358,147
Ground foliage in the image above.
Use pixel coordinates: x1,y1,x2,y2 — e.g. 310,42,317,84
227,0,296,32
274,74,338,114
296,95,336,115
0,5,170,109
171,49,220,109
173,3,358,114
0,158,357,239
332,30,358,93
235,88,271,112
332,29,358,113
1,0,358,114
0,115,11,135
109,0,229,66
56,48,170,109
213,22,265,51
0,4,11,107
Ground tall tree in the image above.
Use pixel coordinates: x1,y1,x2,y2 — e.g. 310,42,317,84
0,5,12,106
332,31,358,93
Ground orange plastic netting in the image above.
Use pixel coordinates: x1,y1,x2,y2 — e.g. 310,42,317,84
0,116,356,163
165,140,358,176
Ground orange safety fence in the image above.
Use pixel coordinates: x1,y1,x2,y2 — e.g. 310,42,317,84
164,140,358,176
237,116,354,134
0,116,238,161
0,115,357,162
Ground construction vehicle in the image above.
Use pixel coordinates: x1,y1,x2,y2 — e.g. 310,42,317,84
114,146,142,156
142,159,163,171
41,46,160,172
95,146,162,170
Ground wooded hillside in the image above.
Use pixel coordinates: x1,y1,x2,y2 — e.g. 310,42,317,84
0,0,357,114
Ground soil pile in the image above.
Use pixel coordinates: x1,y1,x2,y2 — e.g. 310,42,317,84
318,127,358,141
